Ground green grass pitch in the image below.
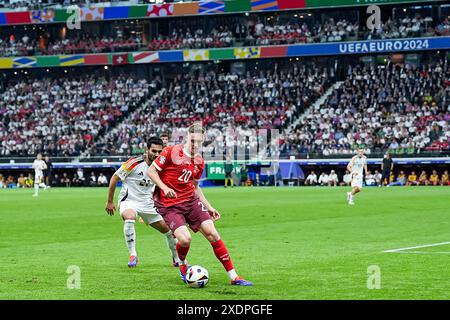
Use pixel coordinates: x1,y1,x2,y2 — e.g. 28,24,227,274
1,186,449,300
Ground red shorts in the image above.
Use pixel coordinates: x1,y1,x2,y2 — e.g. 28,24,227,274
156,197,212,233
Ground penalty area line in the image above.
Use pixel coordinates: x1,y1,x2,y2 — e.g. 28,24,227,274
383,242,450,253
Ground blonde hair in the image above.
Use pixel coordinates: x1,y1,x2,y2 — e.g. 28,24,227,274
187,124,205,135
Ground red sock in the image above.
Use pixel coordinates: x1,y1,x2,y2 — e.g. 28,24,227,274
211,239,234,272
176,243,190,263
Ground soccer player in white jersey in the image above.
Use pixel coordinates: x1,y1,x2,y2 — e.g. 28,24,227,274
32,153,49,197
346,148,368,205
105,137,179,268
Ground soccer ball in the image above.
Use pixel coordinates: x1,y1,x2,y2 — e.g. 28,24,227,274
185,265,209,288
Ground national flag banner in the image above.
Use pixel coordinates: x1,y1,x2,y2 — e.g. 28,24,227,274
209,48,235,60
104,6,129,20
80,6,104,21
146,4,174,17
84,54,109,66
5,12,31,24
131,52,160,64
31,9,55,23
59,55,85,66
173,2,200,16
0,58,13,69
277,0,306,9
36,56,60,67
260,46,288,58
0,13,6,25
234,47,261,59
183,49,210,62
112,53,129,65
199,1,225,15
13,57,36,68
224,0,251,12
53,9,72,22
158,51,184,63
128,5,148,18
250,0,278,11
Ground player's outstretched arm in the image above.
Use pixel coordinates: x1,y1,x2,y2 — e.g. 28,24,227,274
147,165,177,198
105,174,120,215
194,180,220,221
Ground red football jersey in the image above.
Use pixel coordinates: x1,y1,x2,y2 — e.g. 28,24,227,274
152,144,204,207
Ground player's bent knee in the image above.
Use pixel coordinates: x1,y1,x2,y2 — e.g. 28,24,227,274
177,235,191,247
121,210,136,221
174,227,191,246
206,232,220,243
200,221,220,242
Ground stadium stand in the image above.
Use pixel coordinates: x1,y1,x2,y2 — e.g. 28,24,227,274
0,55,448,159
0,76,151,157
287,59,450,156
87,62,332,157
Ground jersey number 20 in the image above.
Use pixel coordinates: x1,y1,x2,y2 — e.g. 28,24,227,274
178,169,192,183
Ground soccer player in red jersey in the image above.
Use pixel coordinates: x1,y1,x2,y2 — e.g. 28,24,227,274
147,124,253,286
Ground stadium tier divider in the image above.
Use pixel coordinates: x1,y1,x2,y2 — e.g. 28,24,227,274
1,36,450,69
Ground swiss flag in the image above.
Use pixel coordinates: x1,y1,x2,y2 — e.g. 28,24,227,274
112,53,128,65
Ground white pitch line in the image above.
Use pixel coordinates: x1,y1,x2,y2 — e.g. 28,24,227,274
383,242,450,253
393,251,450,255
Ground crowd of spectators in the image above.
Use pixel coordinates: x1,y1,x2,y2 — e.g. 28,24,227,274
0,75,151,157
0,34,141,57
149,26,234,51
87,63,331,157
366,16,449,40
282,59,450,157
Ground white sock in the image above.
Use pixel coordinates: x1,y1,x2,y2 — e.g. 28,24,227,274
39,183,46,188
124,219,137,257
34,184,39,195
228,269,238,280
164,231,179,263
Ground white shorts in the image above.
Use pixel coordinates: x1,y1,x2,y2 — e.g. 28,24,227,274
35,173,43,183
118,200,163,225
351,174,363,188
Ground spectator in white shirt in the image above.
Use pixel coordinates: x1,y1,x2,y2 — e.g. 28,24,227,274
328,170,338,187
341,170,352,186
374,170,382,186
305,171,318,186
97,173,108,186
89,171,97,186
318,172,329,186
365,171,376,186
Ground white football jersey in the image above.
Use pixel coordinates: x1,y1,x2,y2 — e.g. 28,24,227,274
115,156,155,206
349,155,367,176
32,159,47,176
